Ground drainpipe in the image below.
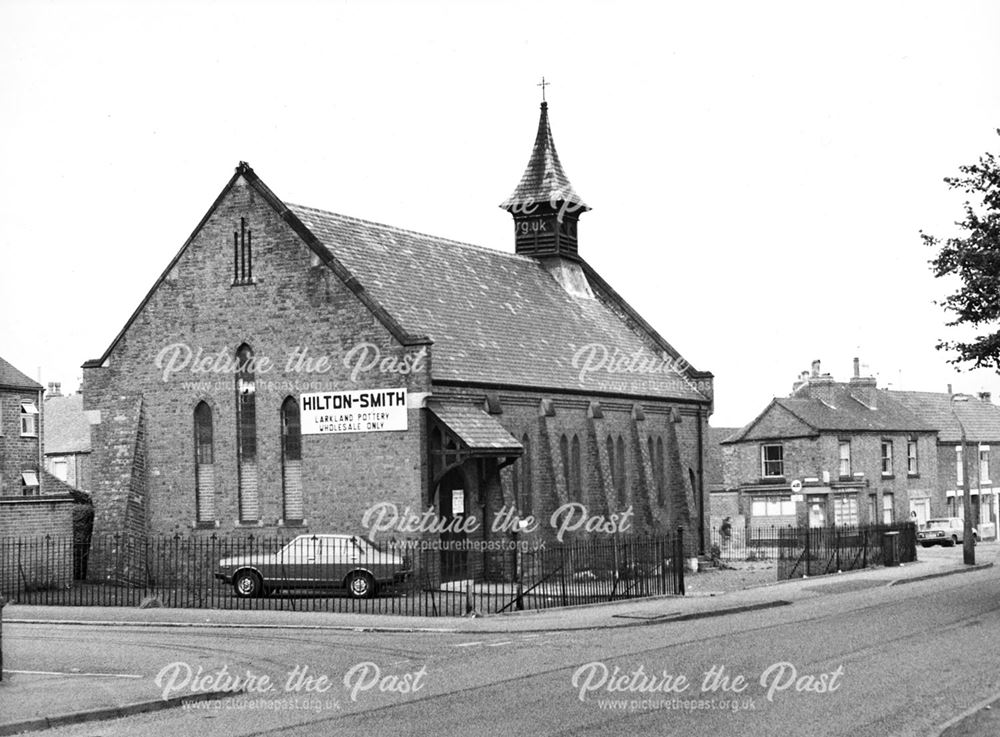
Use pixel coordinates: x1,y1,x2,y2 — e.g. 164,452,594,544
697,408,705,555
38,387,44,494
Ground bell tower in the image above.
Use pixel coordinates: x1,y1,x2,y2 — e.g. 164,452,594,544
500,97,590,260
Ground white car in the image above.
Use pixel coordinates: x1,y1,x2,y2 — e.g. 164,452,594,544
917,518,979,548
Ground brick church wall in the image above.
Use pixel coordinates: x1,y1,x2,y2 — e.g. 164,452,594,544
432,386,708,553
83,175,431,539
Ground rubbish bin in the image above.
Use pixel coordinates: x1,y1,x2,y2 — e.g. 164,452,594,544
882,531,900,567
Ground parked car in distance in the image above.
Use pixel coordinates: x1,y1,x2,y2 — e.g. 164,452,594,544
917,518,979,548
215,534,411,598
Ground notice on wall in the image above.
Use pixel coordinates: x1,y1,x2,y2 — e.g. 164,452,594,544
300,388,408,435
452,489,465,516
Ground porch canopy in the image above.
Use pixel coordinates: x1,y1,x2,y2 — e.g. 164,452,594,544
426,402,523,488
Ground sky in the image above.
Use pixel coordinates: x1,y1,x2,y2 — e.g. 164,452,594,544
2,0,1000,427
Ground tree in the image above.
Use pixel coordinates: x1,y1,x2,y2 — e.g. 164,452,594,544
925,130,1000,370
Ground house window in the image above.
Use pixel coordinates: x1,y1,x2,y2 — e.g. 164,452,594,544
881,440,893,476
761,444,784,478
882,493,894,524
980,446,991,484
907,439,918,475
839,440,851,477
21,470,40,496
52,458,68,482
957,445,964,486
868,494,877,524
194,401,215,522
281,396,303,523
20,401,39,436
750,496,795,517
235,344,259,522
833,495,859,526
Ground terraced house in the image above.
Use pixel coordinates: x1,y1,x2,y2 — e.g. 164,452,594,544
721,360,938,530
892,389,1000,539
81,101,715,569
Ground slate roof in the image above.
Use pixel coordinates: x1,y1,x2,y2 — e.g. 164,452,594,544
891,391,1000,443
499,102,590,213
44,394,91,454
85,161,709,403
428,403,523,453
0,356,41,391
727,384,934,443
290,204,706,400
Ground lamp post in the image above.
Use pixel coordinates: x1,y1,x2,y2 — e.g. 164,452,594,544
951,394,976,565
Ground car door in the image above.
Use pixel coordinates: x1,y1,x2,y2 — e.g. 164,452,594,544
277,537,312,585
329,536,361,586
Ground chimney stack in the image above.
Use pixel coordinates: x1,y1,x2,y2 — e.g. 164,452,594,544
792,370,811,394
848,358,878,409
947,384,953,395
46,382,62,398
980,391,992,404
811,359,821,378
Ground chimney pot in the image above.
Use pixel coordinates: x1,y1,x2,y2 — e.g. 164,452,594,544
811,360,821,378
947,384,953,395
980,391,992,403
853,357,860,378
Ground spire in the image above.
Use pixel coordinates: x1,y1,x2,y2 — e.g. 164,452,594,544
500,100,589,259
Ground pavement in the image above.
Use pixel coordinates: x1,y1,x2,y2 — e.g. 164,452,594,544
0,545,996,735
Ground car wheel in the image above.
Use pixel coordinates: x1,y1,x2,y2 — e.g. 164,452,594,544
347,572,376,599
234,570,263,598
921,543,931,548
949,536,958,547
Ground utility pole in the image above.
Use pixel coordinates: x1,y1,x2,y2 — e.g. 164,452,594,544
951,394,976,565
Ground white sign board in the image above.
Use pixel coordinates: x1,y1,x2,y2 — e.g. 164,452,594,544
300,389,408,435
452,489,465,516
790,480,803,493
790,494,804,503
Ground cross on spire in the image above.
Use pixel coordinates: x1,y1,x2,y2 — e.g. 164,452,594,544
537,76,550,102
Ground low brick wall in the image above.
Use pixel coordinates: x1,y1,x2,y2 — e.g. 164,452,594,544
0,496,75,590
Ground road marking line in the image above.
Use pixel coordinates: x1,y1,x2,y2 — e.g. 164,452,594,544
486,641,513,647
5,669,143,679
454,641,483,647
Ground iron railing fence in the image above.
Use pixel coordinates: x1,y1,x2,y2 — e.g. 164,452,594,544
709,525,784,562
775,522,917,580
0,531,686,616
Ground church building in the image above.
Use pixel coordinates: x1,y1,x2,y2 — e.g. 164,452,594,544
82,101,715,561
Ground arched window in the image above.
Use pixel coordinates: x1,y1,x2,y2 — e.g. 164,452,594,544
560,434,571,499
616,435,627,508
656,436,666,507
281,396,303,523
194,401,215,522
235,344,259,522
519,433,532,517
571,434,582,503
606,435,616,498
